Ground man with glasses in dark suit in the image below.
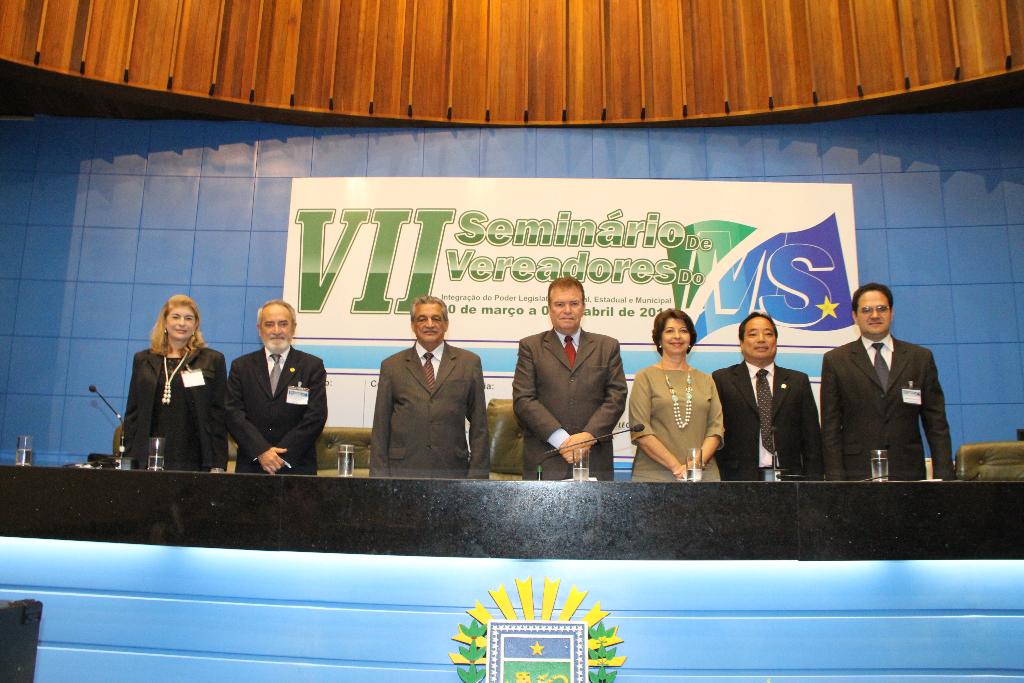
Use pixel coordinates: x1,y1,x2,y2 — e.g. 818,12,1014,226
820,282,953,481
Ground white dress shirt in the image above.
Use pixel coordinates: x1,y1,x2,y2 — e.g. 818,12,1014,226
861,334,893,369
265,346,291,378
415,341,445,378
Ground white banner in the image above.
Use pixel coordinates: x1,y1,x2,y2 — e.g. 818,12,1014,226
284,178,858,471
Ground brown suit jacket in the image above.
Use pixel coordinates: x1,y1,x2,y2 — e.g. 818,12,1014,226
512,330,627,480
370,344,490,479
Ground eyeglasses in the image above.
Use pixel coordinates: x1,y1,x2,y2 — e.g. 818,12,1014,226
859,305,890,314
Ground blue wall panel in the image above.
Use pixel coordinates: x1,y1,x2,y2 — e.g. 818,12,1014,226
1,538,1023,681
0,112,1022,463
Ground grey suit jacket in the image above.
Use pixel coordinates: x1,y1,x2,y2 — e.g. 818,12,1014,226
712,362,823,481
370,344,490,479
820,338,953,481
512,330,627,480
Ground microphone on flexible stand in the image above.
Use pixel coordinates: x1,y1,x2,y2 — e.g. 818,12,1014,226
762,426,785,482
89,385,129,469
541,423,645,457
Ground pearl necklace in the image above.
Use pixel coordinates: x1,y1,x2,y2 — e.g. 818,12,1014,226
162,354,189,405
662,365,693,430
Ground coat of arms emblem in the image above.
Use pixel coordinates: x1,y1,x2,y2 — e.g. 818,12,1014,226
448,577,626,683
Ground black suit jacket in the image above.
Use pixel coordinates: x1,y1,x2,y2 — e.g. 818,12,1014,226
370,344,490,479
712,362,823,481
226,347,328,475
123,347,228,470
820,338,953,481
512,330,627,480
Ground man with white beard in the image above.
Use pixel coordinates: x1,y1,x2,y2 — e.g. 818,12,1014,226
227,300,328,475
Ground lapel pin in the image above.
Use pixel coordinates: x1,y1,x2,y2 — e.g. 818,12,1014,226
289,367,295,373
780,383,787,389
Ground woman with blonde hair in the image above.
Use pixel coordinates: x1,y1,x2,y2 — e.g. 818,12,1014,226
123,294,228,471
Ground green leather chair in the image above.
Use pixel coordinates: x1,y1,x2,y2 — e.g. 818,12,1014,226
487,398,523,480
955,441,1024,481
315,427,373,476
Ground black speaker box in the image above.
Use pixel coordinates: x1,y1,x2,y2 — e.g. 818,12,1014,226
0,600,42,683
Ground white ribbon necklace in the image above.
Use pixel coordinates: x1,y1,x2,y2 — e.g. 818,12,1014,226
162,354,189,405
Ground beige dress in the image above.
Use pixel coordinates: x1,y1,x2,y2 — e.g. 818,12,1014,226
629,365,724,482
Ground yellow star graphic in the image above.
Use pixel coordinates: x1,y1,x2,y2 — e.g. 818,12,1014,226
816,296,839,318
530,641,545,655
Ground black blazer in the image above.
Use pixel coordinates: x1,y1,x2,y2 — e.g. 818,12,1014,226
370,344,490,479
123,347,229,470
712,363,823,481
820,338,954,481
226,347,328,475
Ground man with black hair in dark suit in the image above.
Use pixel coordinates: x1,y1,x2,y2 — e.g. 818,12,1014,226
820,282,953,481
713,312,822,480
227,300,327,475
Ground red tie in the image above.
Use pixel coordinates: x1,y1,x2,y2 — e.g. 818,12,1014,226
564,336,576,368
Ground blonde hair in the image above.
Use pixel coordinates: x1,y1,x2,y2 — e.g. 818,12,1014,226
149,294,207,354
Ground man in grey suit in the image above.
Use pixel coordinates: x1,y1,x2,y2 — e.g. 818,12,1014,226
370,295,490,478
513,277,628,480
820,282,954,481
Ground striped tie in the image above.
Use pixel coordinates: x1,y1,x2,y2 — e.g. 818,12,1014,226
423,352,436,389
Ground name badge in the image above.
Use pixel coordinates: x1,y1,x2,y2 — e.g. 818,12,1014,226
287,385,309,405
902,387,922,405
182,369,206,388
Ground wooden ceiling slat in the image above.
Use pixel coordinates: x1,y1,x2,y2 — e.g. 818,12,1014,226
1,0,1023,125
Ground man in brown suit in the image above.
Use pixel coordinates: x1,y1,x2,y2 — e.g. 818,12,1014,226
370,295,490,478
512,277,628,480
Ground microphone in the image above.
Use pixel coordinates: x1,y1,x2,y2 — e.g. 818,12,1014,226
771,426,781,471
542,423,644,456
89,385,126,462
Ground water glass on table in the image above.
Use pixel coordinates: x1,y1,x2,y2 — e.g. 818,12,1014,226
337,444,355,477
870,449,888,482
572,447,590,482
15,435,32,467
147,437,165,471
685,447,703,481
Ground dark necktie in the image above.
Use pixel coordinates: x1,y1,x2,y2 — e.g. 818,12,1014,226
423,352,436,389
872,342,889,390
564,336,576,367
269,353,282,393
755,368,775,454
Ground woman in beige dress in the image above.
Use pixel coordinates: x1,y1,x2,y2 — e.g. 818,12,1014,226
630,309,724,481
